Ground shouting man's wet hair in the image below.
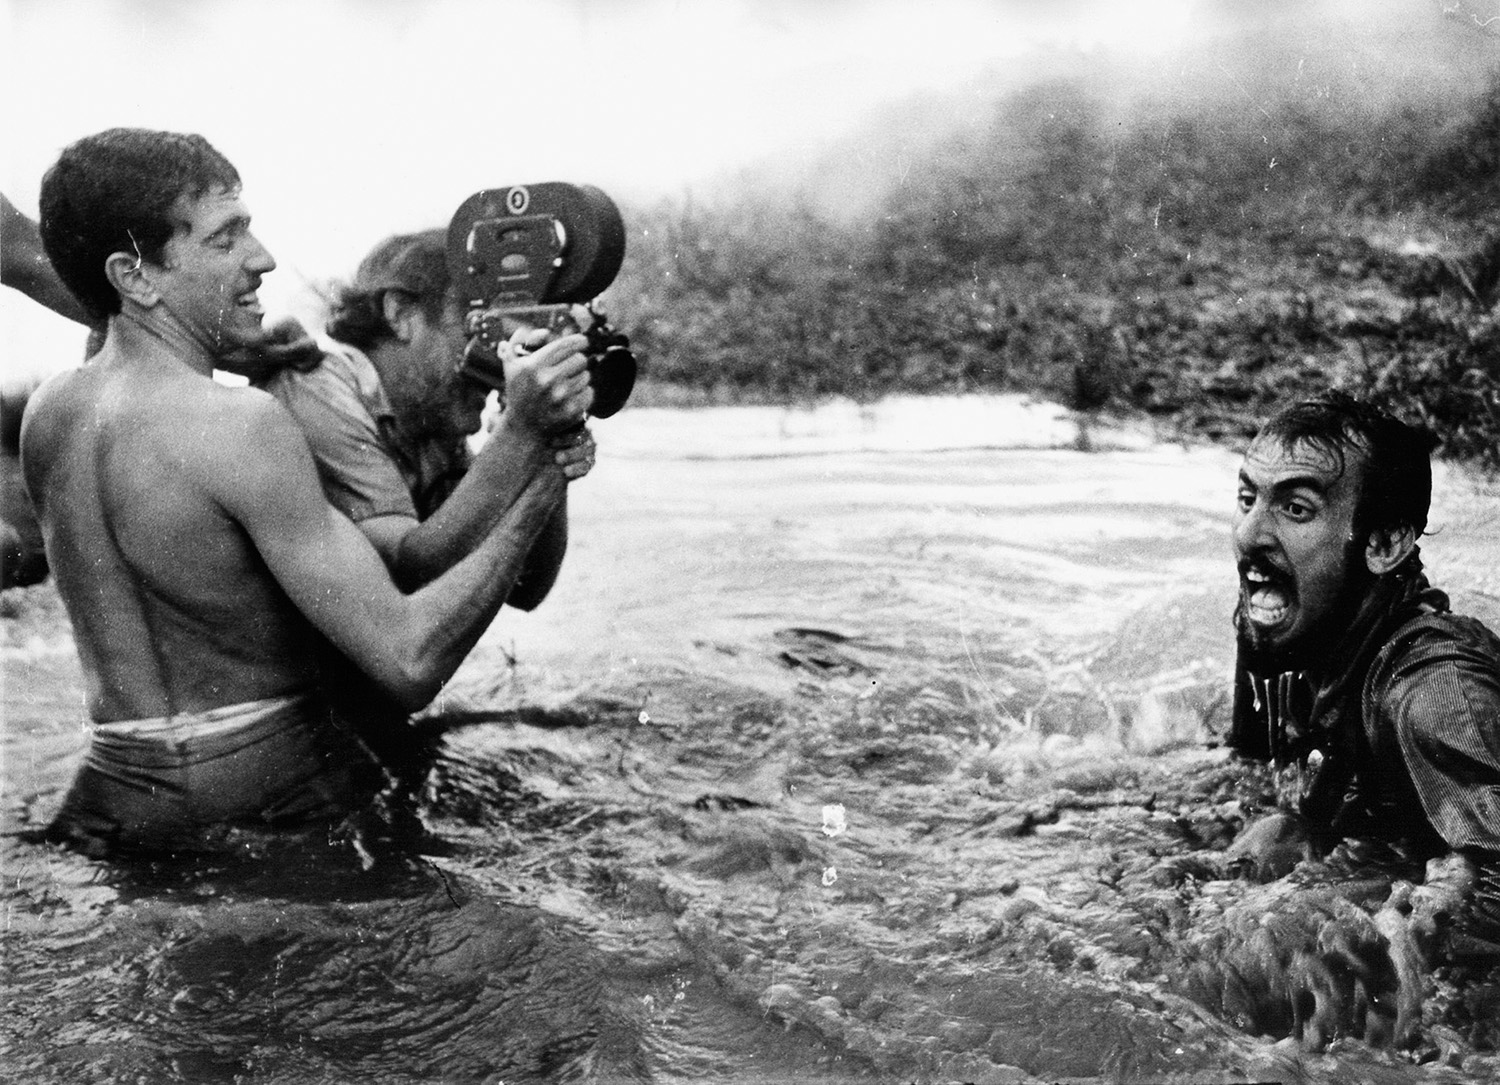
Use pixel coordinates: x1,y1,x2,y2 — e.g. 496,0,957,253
1255,389,1438,556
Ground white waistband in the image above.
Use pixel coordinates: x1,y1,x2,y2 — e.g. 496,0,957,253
93,690,320,740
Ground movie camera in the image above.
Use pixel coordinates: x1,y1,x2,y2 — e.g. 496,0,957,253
446,182,635,418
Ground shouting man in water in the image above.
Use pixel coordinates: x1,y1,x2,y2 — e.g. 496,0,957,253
23,128,593,855
1211,390,1500,1043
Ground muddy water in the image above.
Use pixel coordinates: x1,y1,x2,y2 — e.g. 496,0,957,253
5,397,1500,1083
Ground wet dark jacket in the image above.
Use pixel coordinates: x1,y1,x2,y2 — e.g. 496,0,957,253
1230,571,1500,856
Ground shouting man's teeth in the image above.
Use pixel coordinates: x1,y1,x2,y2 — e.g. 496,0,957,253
1244,568,1290,625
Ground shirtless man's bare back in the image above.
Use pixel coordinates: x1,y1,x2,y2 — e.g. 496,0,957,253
22,128,591,853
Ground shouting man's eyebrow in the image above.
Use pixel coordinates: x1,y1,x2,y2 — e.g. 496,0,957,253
1238,470,1330,496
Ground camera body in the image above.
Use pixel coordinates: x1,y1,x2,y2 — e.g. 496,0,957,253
447,183,635,418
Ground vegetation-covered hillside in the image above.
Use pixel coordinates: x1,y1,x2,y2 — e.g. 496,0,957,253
609,55,1500,468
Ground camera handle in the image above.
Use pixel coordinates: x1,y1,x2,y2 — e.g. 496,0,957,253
456,302,634,419
456,303,577,393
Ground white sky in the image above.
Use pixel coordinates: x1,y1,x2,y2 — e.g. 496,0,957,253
2,0,1493,380
1,0,1204,378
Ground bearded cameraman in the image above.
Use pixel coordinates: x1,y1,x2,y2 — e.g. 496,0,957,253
258,230,595,595
254,229,598,786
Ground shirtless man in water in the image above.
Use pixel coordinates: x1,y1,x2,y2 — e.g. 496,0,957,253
23,128,593,854
1,192,320,587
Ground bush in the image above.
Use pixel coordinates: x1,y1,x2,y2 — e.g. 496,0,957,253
607,72,1500,466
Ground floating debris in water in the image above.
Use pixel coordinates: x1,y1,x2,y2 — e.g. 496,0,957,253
821,803,847,837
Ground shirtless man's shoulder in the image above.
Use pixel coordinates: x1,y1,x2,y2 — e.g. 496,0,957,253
27,352,309,488
23,353,332,719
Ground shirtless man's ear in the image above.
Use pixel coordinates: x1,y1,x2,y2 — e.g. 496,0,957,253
104,250,159,309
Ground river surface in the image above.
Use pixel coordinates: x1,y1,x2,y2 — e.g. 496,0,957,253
4,396,1500,1084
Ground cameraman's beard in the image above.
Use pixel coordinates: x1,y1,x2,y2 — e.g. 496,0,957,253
1236,541,1375,677
411,393,461,441
403,376,485,443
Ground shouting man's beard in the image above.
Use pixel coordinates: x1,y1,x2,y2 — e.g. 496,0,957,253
1235,540,1374,676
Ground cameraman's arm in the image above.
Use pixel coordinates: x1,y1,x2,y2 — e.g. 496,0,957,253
367,334,592,593
505,500,568,611
505,426,594,608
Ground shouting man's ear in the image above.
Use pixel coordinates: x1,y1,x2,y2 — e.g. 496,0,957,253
104,250,159,308
1365,523,1418,576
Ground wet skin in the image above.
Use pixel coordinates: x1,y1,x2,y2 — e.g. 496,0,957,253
1232,435,1369,670
145,187,278,360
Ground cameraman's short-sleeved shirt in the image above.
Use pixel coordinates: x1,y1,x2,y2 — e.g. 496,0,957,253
260,343,469,523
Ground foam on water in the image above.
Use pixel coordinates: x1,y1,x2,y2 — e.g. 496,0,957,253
6,399,1500,1082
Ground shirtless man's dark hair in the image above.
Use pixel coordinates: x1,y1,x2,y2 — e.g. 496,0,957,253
40,128,241,321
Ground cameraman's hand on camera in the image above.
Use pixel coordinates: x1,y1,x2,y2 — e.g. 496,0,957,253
551,426,596,482
499,327,594,440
